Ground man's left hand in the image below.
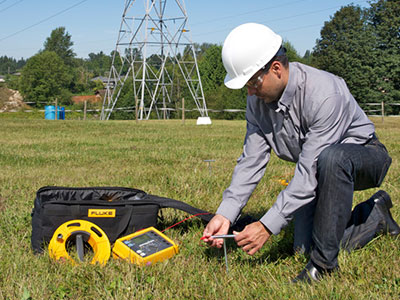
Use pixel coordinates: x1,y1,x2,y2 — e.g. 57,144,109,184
233,221,271,255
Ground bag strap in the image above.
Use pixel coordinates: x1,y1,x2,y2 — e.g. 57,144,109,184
146,194,214,222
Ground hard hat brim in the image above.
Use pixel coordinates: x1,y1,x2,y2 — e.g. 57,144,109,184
224,73,253,90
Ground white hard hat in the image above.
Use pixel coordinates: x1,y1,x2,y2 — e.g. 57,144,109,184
222,23,282,89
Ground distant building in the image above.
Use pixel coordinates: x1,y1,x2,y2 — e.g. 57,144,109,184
90,76,117,89
71,90,105,104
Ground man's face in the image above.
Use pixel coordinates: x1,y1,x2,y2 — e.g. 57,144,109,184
246,62,287,104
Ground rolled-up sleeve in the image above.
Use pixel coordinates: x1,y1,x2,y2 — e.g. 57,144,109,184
260,94,351,235
216,119,271,224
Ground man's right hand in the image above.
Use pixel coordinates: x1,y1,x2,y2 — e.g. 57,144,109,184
201,214,231,248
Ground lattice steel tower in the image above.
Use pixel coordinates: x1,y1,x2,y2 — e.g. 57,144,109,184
101,0,208,120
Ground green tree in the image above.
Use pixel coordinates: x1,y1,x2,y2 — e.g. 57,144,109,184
302,50,314,66
198,45,225,94
196,44,251,119
86,51,113,76
207,85,247,120
368,0,400,111
42,27,87,95
193,43,214,60
43,27,76,66
312,5,376,105
19,51,73,106
283,40,303,63
0,56,26,74
147,54,162,70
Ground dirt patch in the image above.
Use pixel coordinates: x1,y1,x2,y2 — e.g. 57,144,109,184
0,86,30,112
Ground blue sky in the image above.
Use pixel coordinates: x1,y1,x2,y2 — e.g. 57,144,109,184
0,0,371,59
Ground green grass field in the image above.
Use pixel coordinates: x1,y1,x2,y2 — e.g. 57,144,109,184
0,115,399,299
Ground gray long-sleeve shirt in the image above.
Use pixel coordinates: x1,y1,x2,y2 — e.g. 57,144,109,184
216,62,375,235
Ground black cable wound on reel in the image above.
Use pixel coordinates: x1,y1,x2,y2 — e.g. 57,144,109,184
65,230,91,262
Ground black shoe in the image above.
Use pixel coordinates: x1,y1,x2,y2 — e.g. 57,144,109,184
292,261,336,283
373,190,400,236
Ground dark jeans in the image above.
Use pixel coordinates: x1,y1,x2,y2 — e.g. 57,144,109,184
307,136,392,271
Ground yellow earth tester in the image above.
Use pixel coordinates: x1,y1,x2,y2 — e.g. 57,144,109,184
112,227,179,266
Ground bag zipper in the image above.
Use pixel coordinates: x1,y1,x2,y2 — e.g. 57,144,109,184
37,186,146,194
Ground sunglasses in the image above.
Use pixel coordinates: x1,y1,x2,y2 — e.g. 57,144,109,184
245,65,270,89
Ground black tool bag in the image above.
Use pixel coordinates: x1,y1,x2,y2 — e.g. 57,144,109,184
31,186,214,254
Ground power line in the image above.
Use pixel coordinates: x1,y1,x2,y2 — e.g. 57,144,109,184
192,0,369,37
0,0,24,13
278,23,322,34
190,0,309,26
266,1,368,24
0,0,10,5
0,0,89,42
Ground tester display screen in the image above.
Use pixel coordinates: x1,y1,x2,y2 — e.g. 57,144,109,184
122,230,173,258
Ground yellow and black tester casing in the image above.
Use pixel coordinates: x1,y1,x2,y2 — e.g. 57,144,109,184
112,227,179,266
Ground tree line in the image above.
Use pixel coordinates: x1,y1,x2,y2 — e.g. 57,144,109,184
0,0,398,118
312,0,399,114
0,56,26,75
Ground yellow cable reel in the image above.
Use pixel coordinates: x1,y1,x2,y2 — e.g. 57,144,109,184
48,220,111,265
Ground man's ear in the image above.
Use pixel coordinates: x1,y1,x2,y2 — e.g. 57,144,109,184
271,61,282,77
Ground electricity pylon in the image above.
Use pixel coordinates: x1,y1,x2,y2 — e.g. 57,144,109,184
101,0,208,121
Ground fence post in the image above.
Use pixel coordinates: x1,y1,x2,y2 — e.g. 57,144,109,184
381,101,384,123
55,98,58,120
135,96,139,124
83,100,87,120
182,97,185,125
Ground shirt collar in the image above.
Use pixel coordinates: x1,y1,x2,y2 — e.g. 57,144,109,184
274,63,297,113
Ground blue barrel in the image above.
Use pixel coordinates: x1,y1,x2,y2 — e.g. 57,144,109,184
45,105,55,120
58,107,65,120
45,106,65,120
